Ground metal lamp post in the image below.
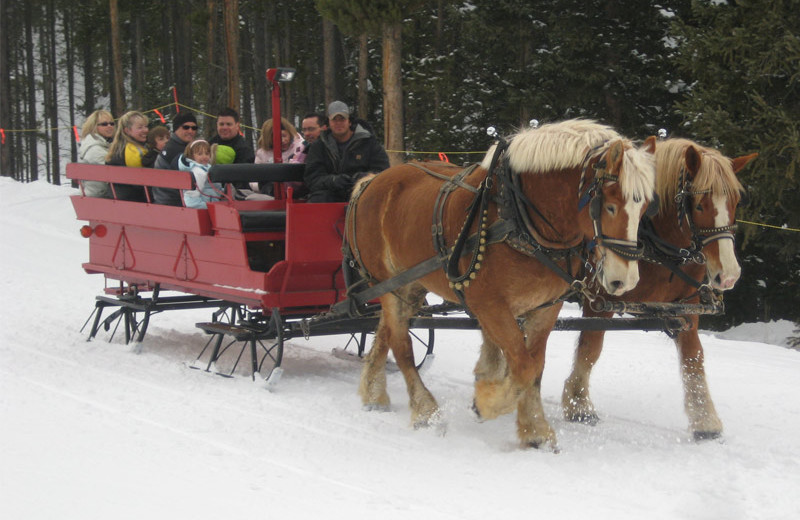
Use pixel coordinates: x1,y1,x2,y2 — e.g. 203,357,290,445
265,67,296,164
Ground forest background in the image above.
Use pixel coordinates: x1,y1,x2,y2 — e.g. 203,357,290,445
0,0,798,335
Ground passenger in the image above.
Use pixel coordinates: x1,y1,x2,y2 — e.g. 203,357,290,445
179,140,224,209
142,125,170,168
77,109,115,198
289,112,328,164
209,107,255,164
255,117,303,164
253,117,305,197
104,110,150,202
304,101,390,203
153,112,199,206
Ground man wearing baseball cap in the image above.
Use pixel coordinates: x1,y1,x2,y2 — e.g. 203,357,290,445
304,100,390,202
153,112,200,206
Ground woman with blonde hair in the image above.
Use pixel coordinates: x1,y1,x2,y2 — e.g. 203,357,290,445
105,110,150,201
77,109,115,197
255,117,303,164
254,117,304,195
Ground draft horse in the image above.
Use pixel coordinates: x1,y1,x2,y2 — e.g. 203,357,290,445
345,119,657,449
562,138,756,440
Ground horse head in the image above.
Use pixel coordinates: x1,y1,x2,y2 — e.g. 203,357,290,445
653,139,757,291
493,120,657,297
582,136,657,295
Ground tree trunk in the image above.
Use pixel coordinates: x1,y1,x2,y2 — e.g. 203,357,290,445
82,29,94,114
177,0,194,110
322,19,336,105
46,0,60,184
39,20,51,178
64,9,78,166
240,18,253,142
358,33,368,120
382,21,404,166
281,12,292,122
132,13,144,110
24,3,38,181
0,0,12,177
109,0,125,116
251,11,268,124
206,0,219,137
223,0,240,113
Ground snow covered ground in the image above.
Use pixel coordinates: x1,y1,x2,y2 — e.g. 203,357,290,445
1,177,798,520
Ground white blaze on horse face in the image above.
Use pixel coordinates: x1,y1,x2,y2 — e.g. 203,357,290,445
707,193,741,290
597,197,645,296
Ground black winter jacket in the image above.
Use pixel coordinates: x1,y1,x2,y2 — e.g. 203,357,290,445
152,134,190,206
304,124,390,202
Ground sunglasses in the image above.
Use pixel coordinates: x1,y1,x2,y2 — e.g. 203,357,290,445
181,125,198,130
97,122,115,127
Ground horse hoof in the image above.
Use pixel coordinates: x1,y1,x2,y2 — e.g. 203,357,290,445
693,430,722,441
413,410,444,431
362,403,390,413
522,440,561,453
471,400,484,421
566,411,600,426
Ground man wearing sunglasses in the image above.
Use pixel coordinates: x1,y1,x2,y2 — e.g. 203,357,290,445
153,112,200,206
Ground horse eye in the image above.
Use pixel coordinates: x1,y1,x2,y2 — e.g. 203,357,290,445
695,203,703,212
606,204,617,216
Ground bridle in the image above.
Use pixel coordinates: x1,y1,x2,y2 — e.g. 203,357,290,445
576,149,652,262
673,165,738,251
637,163,741,300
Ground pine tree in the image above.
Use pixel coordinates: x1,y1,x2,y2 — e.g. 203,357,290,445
672,0,800,328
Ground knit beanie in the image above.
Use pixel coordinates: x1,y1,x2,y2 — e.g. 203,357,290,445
172,112,198,131
216,145,236,164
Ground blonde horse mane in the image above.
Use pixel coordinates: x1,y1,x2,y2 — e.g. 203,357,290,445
481,118,655,204
655,138,744,210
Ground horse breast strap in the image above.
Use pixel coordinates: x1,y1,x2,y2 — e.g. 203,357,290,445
342,175,376,285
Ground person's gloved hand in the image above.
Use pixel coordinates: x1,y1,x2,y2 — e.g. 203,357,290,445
332,174,355,192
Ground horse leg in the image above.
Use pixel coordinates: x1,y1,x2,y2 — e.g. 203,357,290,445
472,309,533,422
359,313,392,412
474,331,508,383
472,331,516,418
562,313,611,425
359,286,439,427
515,304,562,450
675,318,723,440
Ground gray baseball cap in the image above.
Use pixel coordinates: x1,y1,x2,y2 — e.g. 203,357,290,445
327,101,350,119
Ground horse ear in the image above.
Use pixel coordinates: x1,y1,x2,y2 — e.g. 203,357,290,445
684,145,702,181
732,152,758,173
606,140,625,171
643,135,656,154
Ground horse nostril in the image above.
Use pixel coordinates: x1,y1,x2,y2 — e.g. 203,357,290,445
714,274,722,286
609,280,623,292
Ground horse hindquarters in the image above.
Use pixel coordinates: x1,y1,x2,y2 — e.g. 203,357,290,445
675,317,723,439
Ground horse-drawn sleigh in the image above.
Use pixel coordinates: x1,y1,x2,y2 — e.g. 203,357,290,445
67,119,753,449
